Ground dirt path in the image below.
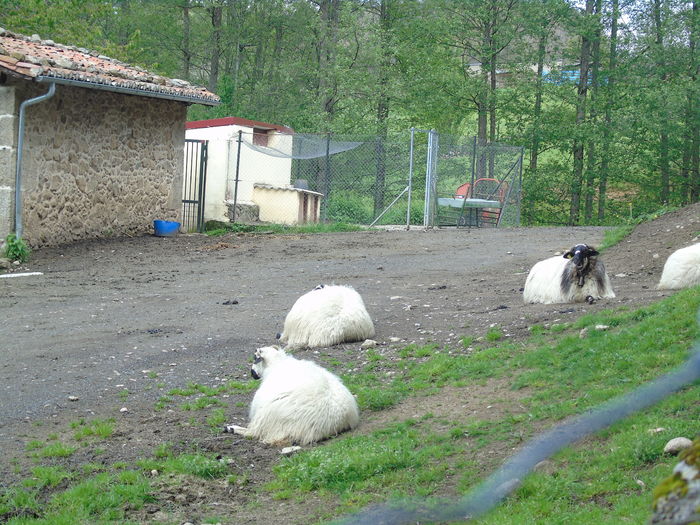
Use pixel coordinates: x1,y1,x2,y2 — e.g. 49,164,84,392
0,204,698,522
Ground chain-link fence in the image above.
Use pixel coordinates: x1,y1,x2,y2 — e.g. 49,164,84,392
222,129,522,229
429,133,524,229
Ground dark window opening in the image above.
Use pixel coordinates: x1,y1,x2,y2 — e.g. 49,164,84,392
253,127,272,147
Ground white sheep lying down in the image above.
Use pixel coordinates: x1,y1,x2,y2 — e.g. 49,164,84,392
225,346,360,446
277,284,375,349
658,243,700,290
523,244,615,304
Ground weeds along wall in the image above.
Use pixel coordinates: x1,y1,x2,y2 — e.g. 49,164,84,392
227,130,522,228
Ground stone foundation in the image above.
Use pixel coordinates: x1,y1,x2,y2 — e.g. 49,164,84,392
226,201,260,223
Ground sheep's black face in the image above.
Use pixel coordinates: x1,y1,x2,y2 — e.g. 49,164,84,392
251,355,264,380
564,244,599,271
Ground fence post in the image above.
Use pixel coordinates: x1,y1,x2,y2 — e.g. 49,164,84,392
322,132,331,222
232,130,243,222
517,146,524,225
470,135,477,191
406,127,415,230
197,141,208,232
423,129,438,228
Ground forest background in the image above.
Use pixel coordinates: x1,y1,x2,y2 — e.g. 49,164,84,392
1,0,699,226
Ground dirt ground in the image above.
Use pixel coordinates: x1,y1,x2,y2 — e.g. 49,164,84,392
1,203,698,524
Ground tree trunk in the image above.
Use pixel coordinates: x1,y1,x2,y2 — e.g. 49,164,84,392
690,0,700,201
584,0,602,223
476,7,492,180
182,1,191,80
208,3,223,93
530,34,547,175
318,0,341,127
598,0,619,221
654,0,670,204
374,0,391,217
570,0,594,226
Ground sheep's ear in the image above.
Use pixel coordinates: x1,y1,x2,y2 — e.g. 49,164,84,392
588,248,599,256
563,250,574,259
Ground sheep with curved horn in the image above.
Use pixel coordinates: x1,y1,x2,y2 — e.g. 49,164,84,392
523,244,615,304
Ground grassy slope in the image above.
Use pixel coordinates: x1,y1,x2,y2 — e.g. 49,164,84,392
270,287,700,524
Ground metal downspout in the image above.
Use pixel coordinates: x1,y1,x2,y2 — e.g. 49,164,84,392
14,82,56,239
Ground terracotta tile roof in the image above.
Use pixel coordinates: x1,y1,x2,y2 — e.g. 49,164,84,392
0,28,220,106
187,116,293,133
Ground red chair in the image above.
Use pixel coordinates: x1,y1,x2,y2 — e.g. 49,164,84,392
472,178,508,227
454,182,471,199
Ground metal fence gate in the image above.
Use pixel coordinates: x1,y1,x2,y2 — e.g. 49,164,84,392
182,139,208,233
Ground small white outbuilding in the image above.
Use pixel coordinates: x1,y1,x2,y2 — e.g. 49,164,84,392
184,117,322,226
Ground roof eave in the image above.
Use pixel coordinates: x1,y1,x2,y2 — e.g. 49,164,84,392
35,74,220,106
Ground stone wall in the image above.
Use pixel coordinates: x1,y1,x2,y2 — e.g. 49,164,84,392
0,85,17,241
2,79,187,247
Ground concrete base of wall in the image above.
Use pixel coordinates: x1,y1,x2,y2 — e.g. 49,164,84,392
226,202,259,223
0,185,13,240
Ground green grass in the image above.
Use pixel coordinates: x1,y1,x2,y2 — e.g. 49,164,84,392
137,453,229,479
206,408,228,429
267,287,700,522
205,221,366,237
180,397,226,411
599,224,635,252
599,205,678,252
167,380,256,398
2,471,153,524
31,442,77,459
269,419,460,498
22,466,72,489
73,418,115,441
485,326,503,341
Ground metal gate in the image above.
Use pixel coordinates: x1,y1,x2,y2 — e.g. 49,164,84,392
182,139,208,233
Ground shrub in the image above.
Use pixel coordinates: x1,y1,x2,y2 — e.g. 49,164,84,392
4,233,30,263
326,194,373,224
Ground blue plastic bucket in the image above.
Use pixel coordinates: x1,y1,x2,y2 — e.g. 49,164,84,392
153,220,180,237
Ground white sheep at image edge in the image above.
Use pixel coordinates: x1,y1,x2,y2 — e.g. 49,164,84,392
224,346,360,446
523,244,616,304
657,243,700,290
277,284,375,349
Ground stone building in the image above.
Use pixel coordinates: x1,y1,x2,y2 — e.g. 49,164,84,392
0,29,219,247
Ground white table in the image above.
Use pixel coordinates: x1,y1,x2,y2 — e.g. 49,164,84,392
437,197,502,227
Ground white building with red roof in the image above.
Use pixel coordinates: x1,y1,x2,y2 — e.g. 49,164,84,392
185,117,322,226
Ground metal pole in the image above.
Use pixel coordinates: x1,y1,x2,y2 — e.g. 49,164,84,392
15,82,56,239
232,130,243,222
517,146,524,226
423,130,438,228
423,131,432,228
197,141,208,232
406,127,415,230
470,135,477,191
370,185,409,227
322,132,331,222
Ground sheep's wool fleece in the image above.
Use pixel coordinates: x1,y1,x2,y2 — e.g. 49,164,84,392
658,243,700,290
247,350,360,445
279,285,375,348
523,256,615,304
